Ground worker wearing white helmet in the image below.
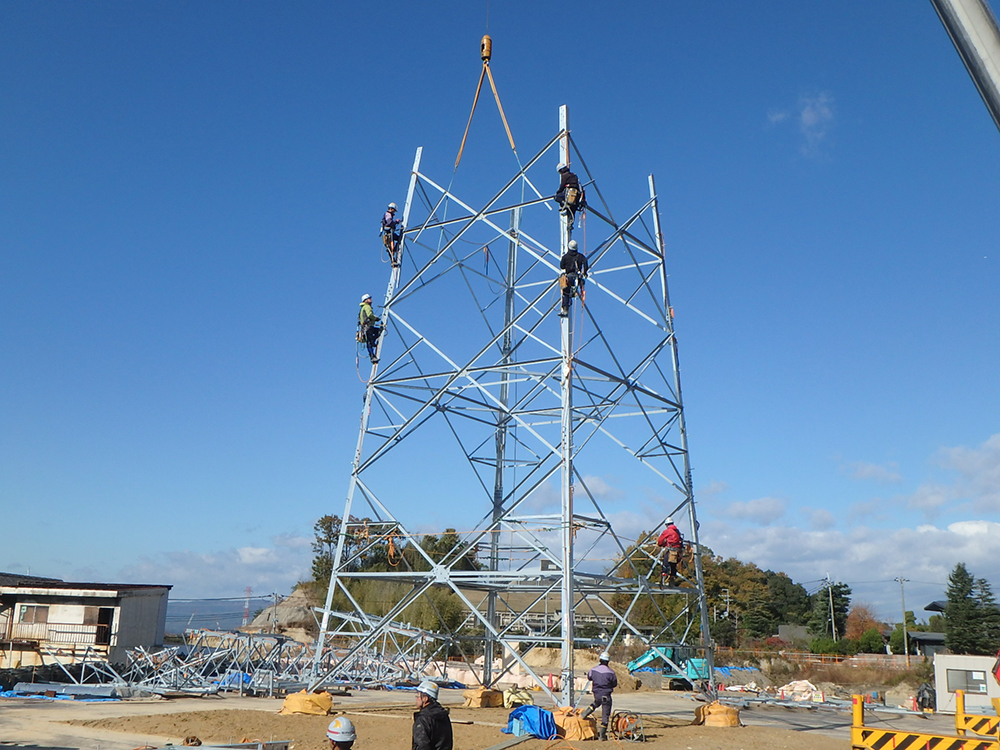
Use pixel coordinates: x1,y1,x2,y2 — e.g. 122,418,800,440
656,517,684,586
554,162,584,221
380,202,403,266
413,679,452,750
581,651,618,741
327,716,357,750
359,293,381,364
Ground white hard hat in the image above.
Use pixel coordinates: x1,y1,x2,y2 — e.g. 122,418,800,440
361,293,372,303
557,162,568,172
666,516,674,524
568,240,578,250
600,652,610,662
327,716,357,743
416,679,439,700
388,202,397,210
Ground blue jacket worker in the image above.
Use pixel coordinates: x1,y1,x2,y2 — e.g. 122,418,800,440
381,202,403,266
581,652,618,741
413,680,453,750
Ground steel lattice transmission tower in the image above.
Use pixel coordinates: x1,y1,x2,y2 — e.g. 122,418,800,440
309,106,713,705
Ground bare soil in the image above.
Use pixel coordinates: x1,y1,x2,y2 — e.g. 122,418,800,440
71,704,844,750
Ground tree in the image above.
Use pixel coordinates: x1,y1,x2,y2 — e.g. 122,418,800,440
945,563,1000,655
807,582,851,639
858,627,885,654
973,577,1000,653
845,603,881,640
765,571,811,625
889,625,911,655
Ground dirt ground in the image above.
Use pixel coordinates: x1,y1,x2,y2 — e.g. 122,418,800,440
70,704,845,750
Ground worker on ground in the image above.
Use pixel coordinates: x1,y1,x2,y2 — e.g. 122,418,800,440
656,516,684,586
381,202,403,266
581,651,617,741
559,239,589,317
412,679,452,750
327,717,357,750
359,293,381,364
554,163,584,222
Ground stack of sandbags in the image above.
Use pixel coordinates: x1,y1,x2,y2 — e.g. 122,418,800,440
463,687,504,708
503,687,534,708
692,701,741,727
278,689,333,715
552,706,597,741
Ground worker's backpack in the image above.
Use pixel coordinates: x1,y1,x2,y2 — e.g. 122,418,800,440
564,186,580,208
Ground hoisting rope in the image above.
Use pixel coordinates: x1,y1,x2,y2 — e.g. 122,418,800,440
454,35,518,171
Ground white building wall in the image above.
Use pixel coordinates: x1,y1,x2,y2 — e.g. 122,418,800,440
48,603,86,624
933,653,1000,713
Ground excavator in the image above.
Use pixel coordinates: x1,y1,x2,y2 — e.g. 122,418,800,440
930,0,1000,133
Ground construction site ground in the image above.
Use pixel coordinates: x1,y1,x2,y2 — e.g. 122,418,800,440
0,687,967,750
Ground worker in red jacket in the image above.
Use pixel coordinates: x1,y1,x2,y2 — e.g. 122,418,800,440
656,517,683,586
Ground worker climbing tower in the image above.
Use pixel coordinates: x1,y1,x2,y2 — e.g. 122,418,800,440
310,99,714,704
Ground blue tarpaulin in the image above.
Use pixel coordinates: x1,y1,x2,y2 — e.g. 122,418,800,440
501,705,557,739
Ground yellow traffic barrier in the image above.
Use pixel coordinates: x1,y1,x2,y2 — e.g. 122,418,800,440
956,690,1000,737
852,694,999,750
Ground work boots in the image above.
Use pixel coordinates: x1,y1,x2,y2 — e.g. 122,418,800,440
580,705,595,720
598,725,608,741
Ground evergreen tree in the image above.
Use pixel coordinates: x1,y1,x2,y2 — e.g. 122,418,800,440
765,571,811,625
973,577,1000,653
858,627,885,654
945,563,984,654
807,582,851,639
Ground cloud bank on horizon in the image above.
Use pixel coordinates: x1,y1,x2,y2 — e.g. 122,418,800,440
77,433,1000,623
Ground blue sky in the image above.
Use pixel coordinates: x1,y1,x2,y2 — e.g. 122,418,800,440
2,1,999,622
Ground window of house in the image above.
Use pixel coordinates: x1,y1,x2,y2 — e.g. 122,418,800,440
18,605,48,624
946,669,988,694
83,607,100,625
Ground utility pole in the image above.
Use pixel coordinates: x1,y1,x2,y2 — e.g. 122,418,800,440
895,577,911,667
826,574,838,641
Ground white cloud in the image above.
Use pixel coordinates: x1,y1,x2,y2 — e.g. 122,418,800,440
118,534,312,598
799,93,834,155
706,519,1000,617
808,508,836,531
904,482,955,515
579,475,623,502
767,92,835,156
698,480,730,500
724,496,786,526
936,434,1000,513
846,461,902,483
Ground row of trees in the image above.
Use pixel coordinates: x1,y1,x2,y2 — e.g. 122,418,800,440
304,516,1000,657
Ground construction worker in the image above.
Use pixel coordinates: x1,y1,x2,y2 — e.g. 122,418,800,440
359,293,381,364
554,163,584,221
413,679,452,750
381,202,403,266
656,516,684,586
581,651,618,741
559,239,589,317
327,716,357,750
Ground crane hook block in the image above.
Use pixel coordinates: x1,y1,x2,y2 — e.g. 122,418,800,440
481,35,492,62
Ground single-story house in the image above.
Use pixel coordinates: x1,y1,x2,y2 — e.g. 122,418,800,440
0,572,171,667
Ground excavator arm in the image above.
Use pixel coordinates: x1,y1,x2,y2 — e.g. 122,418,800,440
930,0,1000,133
